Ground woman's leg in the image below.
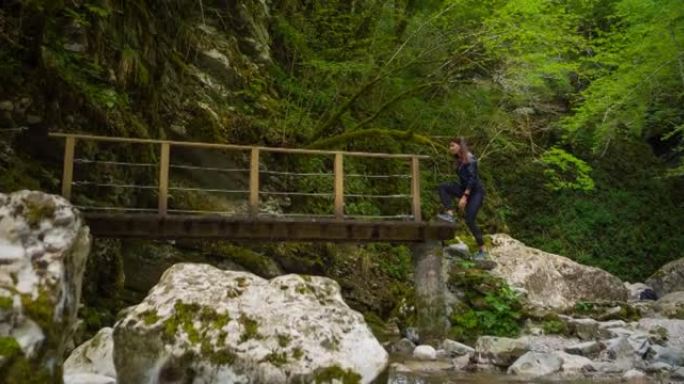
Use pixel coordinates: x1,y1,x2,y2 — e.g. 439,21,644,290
464,191,484,246
437,182,463,210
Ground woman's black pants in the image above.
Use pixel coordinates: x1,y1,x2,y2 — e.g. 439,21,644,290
438,182,485,246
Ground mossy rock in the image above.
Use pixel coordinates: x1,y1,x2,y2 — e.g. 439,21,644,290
569,300,642,322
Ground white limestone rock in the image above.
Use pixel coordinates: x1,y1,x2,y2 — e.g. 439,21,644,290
552,351,594,376
64,327,116,379
474,336,529,367
0,191,90,380
489,234,628,310
507,351,562,377
113,263,388,384
412,345,437,361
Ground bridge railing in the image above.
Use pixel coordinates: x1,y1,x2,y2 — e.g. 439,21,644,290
50,133,429,221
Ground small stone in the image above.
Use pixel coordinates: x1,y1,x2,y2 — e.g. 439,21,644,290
404,327,420,344
452,354,471,370
413,345,437,361
507,351,562,377
570,318,599,340
444,243,469,258
622,369,646,380
390,338,416,354
672,367,684,380
474,336,529,367
441,338,474,357
645,361,672,373
564,341,602,357
552,351,594,376
0,101,13,111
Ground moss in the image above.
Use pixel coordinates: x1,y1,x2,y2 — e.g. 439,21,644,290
23,194,56,228
363,312,391,342
292,346,304,360
320,336,339,351
0,337,21,358
541,319,568,335
141,310,160,325
0,336,55,384
277,334,291,348
20,291,58,343
238,314,261,343
0,296,13,311
264,351,288,367
162,301,202,344
453,233,493,254
1,356,55,384
314,365,362,384
295,283,311,295
209,348,237,365
204,243,278,278
201,340,237,366
235,277,249,288
198,307,231,330
569,301,641,322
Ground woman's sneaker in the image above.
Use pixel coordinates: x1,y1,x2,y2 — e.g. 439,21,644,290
473,250,488,260
437,213,455,223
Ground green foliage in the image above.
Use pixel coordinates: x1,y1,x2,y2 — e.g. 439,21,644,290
448,265,523,342
540,148,595,191
542,319,568,335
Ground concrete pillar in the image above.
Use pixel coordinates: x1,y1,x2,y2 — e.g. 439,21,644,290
412,240,447,345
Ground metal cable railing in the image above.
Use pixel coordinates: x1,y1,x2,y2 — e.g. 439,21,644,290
52,133,427,221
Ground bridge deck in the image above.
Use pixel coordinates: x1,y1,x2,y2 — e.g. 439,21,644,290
85,214,456,242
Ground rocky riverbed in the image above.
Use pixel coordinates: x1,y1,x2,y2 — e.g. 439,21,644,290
3,191,684,383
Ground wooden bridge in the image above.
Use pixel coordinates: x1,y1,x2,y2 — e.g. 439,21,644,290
51,133,455,242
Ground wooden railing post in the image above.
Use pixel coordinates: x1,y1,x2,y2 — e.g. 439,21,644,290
249,148,260,217
158,142,170,215
61,135,76,200
410,156,422,222
334,152,344,219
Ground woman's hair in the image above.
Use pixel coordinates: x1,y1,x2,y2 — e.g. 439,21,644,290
450,136,471,165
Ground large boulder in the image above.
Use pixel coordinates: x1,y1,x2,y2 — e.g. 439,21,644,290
489,234,628,310
654,292,684,319
0,191,90,382
646,258,684,297
113,263,388,383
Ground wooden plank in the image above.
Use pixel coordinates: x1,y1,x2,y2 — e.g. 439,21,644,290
410,156,422,222
158,142,171,215
48,133,429,159
249,148,260,216
61,135,76,200
82,214,457,242
334,152,344,219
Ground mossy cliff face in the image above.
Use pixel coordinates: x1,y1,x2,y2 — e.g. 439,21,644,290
0,191,90,383
113,263,387,384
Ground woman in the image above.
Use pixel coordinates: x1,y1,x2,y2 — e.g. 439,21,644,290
437,137,487,258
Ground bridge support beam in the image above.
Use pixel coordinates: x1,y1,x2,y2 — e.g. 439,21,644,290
412,241,447,346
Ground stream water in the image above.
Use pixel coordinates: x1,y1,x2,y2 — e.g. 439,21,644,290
385,355,631,384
